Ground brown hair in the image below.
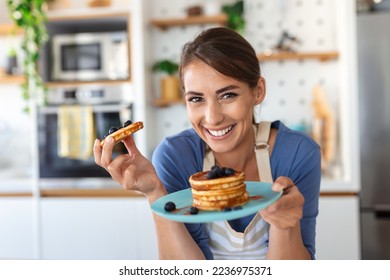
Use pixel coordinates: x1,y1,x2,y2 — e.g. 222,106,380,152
179,27,261,90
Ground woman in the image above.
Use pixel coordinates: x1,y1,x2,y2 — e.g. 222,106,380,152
94,27,321,260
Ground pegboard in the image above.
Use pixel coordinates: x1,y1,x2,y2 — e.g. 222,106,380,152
148,0,341,150
245,0,339,130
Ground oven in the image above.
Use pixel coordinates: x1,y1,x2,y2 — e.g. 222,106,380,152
38,85,132,179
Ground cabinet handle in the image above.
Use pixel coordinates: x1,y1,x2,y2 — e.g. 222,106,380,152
374,204,390,218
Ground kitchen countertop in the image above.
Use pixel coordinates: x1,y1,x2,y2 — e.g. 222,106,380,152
0,176,144,198
40,188,143,198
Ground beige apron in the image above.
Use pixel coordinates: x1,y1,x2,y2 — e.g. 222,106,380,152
203,122,273,260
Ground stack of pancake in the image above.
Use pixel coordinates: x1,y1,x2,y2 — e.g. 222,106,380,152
189,167,249,211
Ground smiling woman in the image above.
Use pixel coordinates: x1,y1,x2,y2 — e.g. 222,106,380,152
93,27,321,260
183,59,263,156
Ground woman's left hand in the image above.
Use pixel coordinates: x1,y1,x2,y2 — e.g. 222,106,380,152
260,176,304,230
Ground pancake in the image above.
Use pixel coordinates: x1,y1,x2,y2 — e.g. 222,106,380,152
189,167,249,211
100,121,143,147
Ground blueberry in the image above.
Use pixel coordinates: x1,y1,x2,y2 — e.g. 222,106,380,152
211,165,219,171
215,168,225,178
189,206,199,215
222,207,232,212
233,206,243,210
206,170,217,179
164,201,176,212
224,168,235,176
123,120,133,127
108,127,118,134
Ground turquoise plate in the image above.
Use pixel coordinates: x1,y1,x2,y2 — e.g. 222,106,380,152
151,181,282,223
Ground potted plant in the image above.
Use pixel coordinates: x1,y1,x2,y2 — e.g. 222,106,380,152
88,0,112,8
7,0,48,112
46,0,71,10
4,25,20,76
222,0,245,33
152,59,182,102
6,47,18,75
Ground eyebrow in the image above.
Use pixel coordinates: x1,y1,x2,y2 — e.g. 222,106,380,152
185,84,240,96
185,90,203,96
216,85,240,94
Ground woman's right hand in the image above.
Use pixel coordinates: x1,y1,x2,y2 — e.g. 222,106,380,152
93,135,166,202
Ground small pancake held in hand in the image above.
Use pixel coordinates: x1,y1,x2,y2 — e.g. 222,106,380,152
100,120,144,147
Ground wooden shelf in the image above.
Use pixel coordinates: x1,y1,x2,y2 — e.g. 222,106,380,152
47,8,130,22
0,24,22,36
257,51,339,62
151,14,228,30
0,73,25,84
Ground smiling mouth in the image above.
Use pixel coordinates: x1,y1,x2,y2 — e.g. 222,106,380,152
207,125,234,137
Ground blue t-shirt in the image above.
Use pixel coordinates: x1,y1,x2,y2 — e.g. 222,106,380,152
152,121,321,260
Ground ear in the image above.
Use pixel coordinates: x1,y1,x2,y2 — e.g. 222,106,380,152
254,76,266,105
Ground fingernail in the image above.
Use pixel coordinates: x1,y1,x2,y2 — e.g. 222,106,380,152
106,136,114,144
273,182,283,192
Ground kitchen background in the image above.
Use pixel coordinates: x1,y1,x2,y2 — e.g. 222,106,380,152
0,0,388,260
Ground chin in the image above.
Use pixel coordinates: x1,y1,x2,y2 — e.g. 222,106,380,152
205,141,234,154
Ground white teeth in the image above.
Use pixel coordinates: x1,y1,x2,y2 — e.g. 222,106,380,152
208,126,233,137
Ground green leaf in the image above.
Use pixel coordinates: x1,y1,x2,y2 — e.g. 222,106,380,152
152,59,179,75
222,0,245,32
7,0,48,112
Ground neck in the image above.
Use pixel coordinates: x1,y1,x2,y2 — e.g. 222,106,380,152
213,126,256,172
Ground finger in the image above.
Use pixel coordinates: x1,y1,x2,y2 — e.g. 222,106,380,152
122,135,141,157
93,139,102,165
272,176,295,192
108,157,138,191
100,136,115,167
263,186,303,216
260,194,296,222
107,154,131,185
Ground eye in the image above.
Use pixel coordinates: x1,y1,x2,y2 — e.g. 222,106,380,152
187,96,204,103
221,92,238,100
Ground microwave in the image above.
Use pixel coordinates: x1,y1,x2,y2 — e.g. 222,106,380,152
51,31,129,81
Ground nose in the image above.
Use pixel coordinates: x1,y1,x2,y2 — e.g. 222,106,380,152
204,100,224,125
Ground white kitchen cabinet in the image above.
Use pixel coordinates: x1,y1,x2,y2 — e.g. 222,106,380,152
40,197,158,260
316,195,361,260
0,198,35,259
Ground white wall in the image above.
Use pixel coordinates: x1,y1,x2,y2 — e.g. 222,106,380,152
0,28,31,180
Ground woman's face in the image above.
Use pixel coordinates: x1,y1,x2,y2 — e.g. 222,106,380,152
183,60,265,154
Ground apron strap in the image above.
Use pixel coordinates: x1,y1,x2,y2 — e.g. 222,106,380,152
203,145,214,171
254,121,273,183
203,122,273,183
